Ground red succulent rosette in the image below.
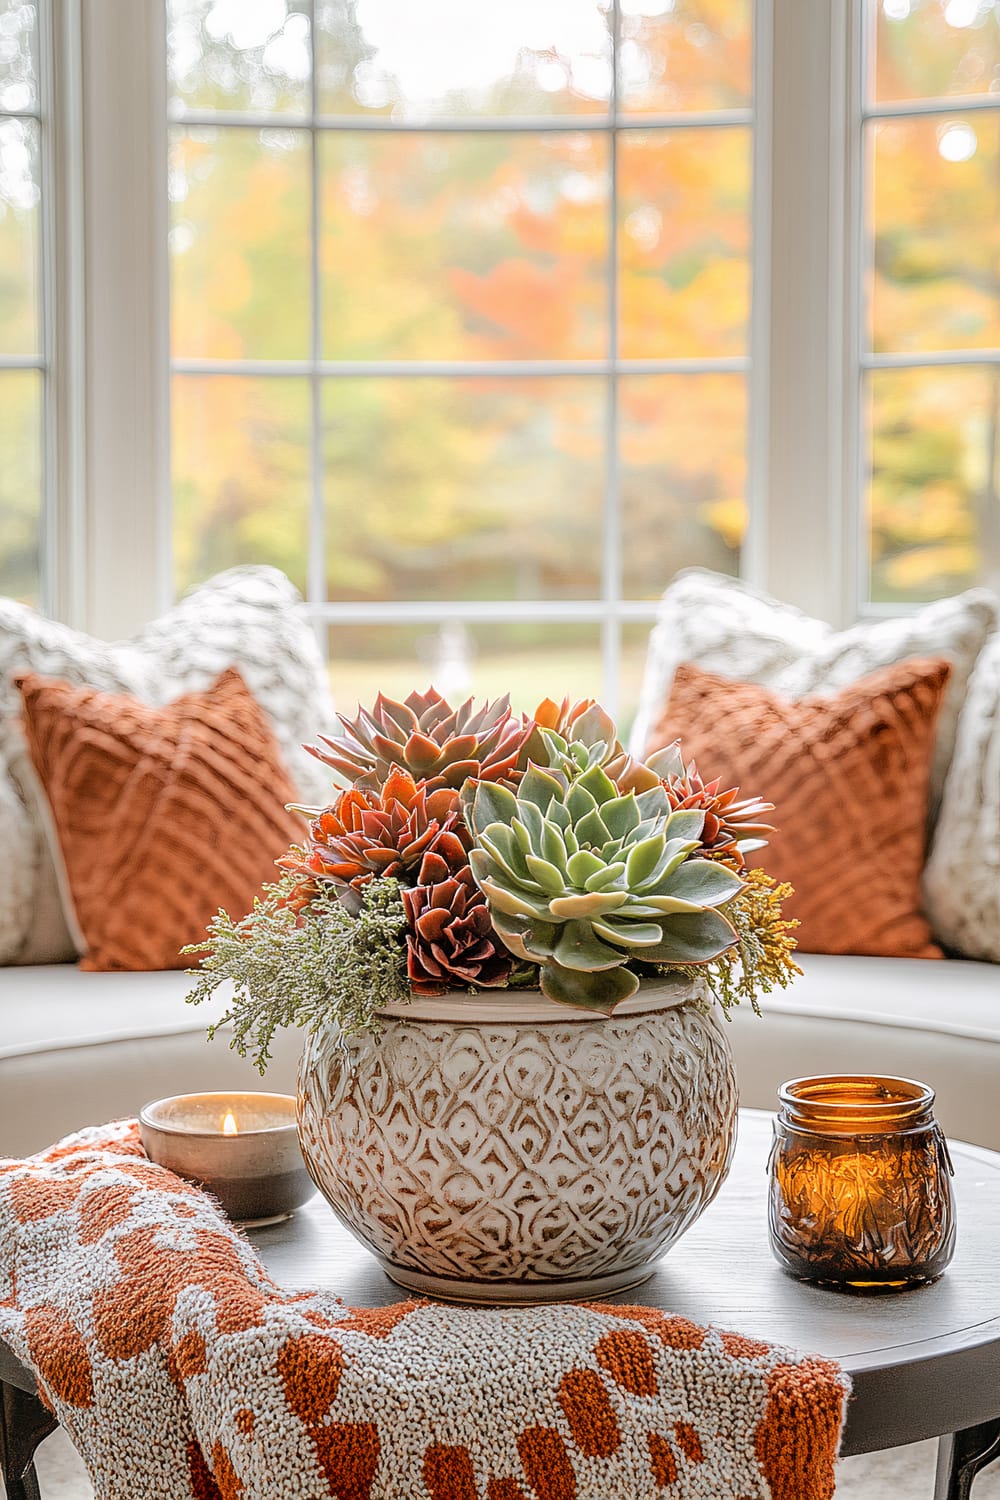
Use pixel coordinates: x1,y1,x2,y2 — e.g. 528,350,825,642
403,851,513,995
277,767,470,911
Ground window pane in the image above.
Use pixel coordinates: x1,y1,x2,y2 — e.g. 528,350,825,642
167,0,311,115
320,132,608,360
619,620,658,740
0,0,36,112
867,366,999,603
323,377,605,602
869,114,1000,353
871,0,1000,104
0,369,41,604
169,126,310,359
316,0,612,119
0,115,38,356
173,375,310,596
619,0,752,114
620,374,745,597
618,128,750,357
328,622,603,718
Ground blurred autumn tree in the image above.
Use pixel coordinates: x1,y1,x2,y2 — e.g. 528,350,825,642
868,0,1000,602
8,0,996,654
169,0,751,647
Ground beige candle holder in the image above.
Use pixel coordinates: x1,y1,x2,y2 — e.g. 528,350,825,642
138,1091,314,1226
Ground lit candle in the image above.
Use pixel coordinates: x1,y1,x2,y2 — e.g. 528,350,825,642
767,1075,956,1292
138,1092,314,1226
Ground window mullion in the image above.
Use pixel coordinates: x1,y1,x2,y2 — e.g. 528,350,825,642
760,0,859,627
79,0,170,639
307,0,325,626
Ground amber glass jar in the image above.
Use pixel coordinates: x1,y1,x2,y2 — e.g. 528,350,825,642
768,1075,956,1292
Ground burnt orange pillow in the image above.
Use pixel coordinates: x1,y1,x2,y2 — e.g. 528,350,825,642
646,658,952,959
17,667,305,971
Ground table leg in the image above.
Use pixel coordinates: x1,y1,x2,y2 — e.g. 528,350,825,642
0,1379,57,1500
935,1420,1000,1500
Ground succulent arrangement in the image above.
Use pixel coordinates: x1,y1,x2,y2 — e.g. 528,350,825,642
188,688,798,1070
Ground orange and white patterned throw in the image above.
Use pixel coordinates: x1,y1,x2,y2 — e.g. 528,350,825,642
0,1122,850,1500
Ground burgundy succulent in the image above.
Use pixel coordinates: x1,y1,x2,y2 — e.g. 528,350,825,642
403,852,513,995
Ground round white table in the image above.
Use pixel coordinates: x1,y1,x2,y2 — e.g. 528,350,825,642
3,1110,1000,1499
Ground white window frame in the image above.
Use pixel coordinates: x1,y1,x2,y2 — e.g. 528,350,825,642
47,0,881,653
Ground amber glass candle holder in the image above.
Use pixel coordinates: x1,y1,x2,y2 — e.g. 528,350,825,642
767,1075,956,1293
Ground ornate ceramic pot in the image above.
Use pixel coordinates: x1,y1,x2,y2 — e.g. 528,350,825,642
297,976,738,1304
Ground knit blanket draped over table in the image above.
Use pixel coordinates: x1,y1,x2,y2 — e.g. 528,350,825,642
0,1122,850,1500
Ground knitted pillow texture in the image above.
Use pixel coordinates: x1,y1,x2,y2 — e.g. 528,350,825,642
629,569,998,825
647,658,952,959
16,668,305,972
0,565,335,965
923,631,1000,962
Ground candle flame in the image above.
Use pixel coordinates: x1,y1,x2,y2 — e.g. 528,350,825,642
222,1110,239,1137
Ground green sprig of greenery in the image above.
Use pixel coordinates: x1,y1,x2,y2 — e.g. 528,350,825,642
184,875,410,1075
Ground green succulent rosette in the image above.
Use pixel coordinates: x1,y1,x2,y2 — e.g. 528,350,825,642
462,762,744,1012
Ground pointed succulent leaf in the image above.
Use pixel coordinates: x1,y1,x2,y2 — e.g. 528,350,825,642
661,858,745,909
566,781,598,823
625,833,666,889
637,908,738,965
572,703,619,747
546,798,572,832
511,819,531,857
576,762,618,806
738,835,769,855
632,837,700,893
524,854,567,896
552,918,625,971
566,848,606,887
474,876,551,923
629,816,665,846
664,809,706,844
600,794,642,842
614,899,673,920
635,785,671,820
468,781,519,839
541,820,569,874
478,827,530,883
606,752,661,794
574,808,612,850
548,890,629,920
633,894,709,916
516,798,547,852
374,694,419,736
539,960,638,1012
518,764,567,812
590,916,664,949
645,741,685,780
491,909,560,961
537,728,569,764
583,860,627,891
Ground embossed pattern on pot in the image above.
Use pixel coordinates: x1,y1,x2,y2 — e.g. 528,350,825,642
297,981,738,1301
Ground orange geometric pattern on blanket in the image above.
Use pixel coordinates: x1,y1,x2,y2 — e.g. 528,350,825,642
0,1122,851,1500
557,1368,622,1457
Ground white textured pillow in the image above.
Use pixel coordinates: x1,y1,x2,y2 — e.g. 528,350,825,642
630,570,999,821
923,632,1000,961
0,566,336,965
